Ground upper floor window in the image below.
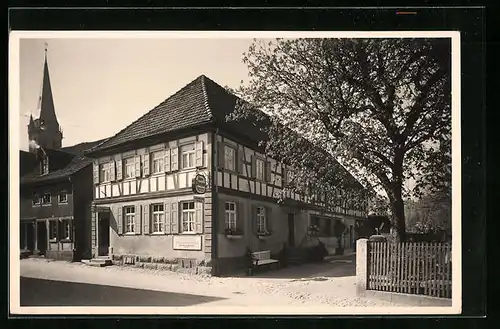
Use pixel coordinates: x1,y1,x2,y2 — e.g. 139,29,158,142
41,157,49,175
225,202,237,230
151,151,164,174
32,192,40,206
152,204,164,233
224,146,236,171
59,190,68,203
256,159,265,181
256,206,267,234
99,163,111,183
181,144,195,169
42,192,51,205
124,206,136,233
181,201,195,233
124,157,135,179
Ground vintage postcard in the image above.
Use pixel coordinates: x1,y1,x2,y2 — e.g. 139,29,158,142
9,31,461,315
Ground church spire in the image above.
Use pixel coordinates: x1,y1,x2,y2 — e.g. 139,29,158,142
39,43,60,131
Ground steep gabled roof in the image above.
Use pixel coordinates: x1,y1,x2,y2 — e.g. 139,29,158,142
20,155,92,185
61,138,109,156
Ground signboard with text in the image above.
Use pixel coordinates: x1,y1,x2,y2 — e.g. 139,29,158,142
173,235,203,251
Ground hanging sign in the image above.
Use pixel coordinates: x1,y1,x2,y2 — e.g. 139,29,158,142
192,174,207,194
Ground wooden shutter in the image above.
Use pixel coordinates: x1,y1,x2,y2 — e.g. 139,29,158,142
164,149,171,172
218,141,225,169
164,201,171,234
195,200,203,234
143,153,150,176
134,155,141,177
219,199,226,233
171,147,179,171
117,207,123,235
266,206,273,232
265,160,272,183
116,159,123,180
109,161,116,181
135,206,142,234
93,161,99,185
237,146,245,174
251,205,257,233
195,141,204,168
236,201,244,231
171,202,179,234
251,156,257,178
143,203,150,234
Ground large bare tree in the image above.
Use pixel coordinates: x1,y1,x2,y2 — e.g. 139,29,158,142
228,38,451,242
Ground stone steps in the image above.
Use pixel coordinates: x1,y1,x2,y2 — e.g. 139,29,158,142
82,256,113,267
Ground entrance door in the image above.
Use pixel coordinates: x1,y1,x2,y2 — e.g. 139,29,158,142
98,213,110,256
36,222,47,255
288,213,295,247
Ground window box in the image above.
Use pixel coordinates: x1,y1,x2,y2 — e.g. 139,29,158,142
224,228,244,239
257,231,273,240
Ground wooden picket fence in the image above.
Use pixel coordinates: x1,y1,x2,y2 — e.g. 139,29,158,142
367,241,452,299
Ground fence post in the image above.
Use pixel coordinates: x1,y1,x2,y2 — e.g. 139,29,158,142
356,238,369,297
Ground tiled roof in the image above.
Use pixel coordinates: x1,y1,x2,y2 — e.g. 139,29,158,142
20,155,92,185
61,138,109,156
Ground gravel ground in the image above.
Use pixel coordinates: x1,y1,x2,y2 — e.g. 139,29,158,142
19,257,407,308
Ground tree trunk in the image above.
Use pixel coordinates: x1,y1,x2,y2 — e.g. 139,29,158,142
390,153,406,242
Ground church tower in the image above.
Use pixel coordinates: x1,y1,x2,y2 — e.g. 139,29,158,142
28,44,63,153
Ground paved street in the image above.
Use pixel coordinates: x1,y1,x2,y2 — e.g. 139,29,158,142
20,277,224,306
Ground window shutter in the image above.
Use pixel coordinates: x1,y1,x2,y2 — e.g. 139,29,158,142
164,149,171,172
251,156,257,178
195,141,204,168
219,199,226,233
195,200,203,234
69,220,74,240
135,206,142,234
93,161,99,185
116,159,123,180
171,147,179,171
117,207,123,235
143,154,150,176
134,155,141,177
236,201,244,231
218,141,225,169
171,202,179,234
238,146,245,174
251,205,257,233
109,161,116,181
266,206,273,232
143,204,150,234
164,202,171,234
265,160,272,183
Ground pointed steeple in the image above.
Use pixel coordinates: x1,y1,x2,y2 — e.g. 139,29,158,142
39,44,60,131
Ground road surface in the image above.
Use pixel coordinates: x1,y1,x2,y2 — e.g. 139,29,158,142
20,277,225,306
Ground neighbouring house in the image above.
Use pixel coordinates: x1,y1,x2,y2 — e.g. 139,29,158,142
85,75,368,276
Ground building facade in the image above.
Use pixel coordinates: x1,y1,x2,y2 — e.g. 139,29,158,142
86,75,367,276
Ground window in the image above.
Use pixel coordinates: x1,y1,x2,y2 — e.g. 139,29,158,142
41,157,49,174
181,144,196,169
181,201,195,233
124,158,135,179
152,204,164,233
61,220,71,240
59,190,68,203
124,206,135,233
99,163,111,182
256,206,267,234
42,192,51,205
225,202,237,229
49,221,57,240
256,159,265,181
224,146,236,171
32,192,40,206
152,151,164,174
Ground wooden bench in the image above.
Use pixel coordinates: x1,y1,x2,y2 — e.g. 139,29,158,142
249,250,280,274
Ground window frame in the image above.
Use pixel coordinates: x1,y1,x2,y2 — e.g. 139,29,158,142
49,220,57,241
58,190,68,204
256,206,267,234
124,205,136,234
152,203,164,234
255,158,265,181
41,157,49,175
123,157,136,179
181,201,196,233
151,151,164,174
225,201,237,230
99,162,111,183
224,145,236,172
60,220,72,240
180,144,196,170
32,192,41,206
41,192,51,206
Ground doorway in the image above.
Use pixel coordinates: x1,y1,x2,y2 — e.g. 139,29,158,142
98,213,110,256
36,221,47,255
287,213,295,247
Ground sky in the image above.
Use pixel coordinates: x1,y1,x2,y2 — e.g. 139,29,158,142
18,37,261,151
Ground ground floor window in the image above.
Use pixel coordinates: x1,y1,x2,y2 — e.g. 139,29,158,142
124,206,135,233
256,206,267,234
60,220,72,240
181,201,195,233
49,221,57,240
152,204,164,233
225,202,237,230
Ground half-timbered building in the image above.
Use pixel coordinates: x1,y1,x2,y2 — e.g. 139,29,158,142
85,75,368,276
